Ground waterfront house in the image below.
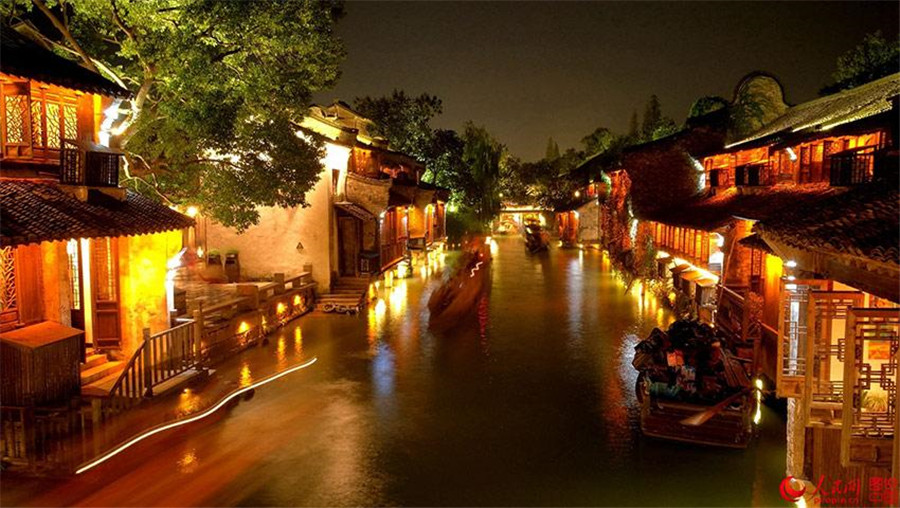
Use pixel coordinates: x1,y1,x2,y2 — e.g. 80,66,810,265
0,28,194,465
200,101,448,312
724,73,900,493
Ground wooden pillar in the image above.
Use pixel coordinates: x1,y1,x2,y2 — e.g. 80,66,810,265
840,310,857,467
142,328,153,397
192,308,204,363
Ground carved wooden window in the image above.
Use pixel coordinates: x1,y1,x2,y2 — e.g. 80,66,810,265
841,308,899,465
807,290,864,408
1,81,32,158
0,246,18,329
91,237,118,302
749,248,764,294
66,239,82,311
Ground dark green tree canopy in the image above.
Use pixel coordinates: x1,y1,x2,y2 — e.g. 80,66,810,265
688,96,729,119
545,137,560,160
352,90,442,163
581,126,614,156
3,0,346,230
821,31,900,95
461,122,505,224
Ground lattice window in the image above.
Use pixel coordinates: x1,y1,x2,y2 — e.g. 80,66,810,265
46,102,61,148
31,100,43,147
66,240,81,311
0,247,19,332
0,247,17,314
63,104,77,141
809,291,864,405
4,95,27,144
843,308,899,440
92,238,117,302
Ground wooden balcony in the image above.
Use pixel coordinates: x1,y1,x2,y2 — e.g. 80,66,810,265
60,139,121,187
828,146,874,186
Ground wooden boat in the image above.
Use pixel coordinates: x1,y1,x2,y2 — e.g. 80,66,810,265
428,243,491,327
631,322,757,448
636,372,754,448
524,223,550,254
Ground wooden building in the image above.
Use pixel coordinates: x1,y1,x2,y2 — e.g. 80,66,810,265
0,28,194,466
724,73,900,500
628,71,899,501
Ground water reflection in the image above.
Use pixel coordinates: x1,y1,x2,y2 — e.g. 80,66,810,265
6,237,786,508
239,363,252,388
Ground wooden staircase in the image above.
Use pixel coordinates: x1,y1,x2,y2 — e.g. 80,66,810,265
80,351,126,398
316,276,370,314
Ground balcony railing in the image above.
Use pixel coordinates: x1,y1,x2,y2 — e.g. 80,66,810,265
60,140,121,187
828,147,874,186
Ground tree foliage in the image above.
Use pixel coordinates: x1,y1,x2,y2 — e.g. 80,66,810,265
352,90,442,164
545,137,560,160
581,126,614,156
821,31,900,95
460,122,505,225
3,0,346,230
688,96,728,119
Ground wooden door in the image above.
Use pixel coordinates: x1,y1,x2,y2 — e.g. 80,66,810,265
91,237,121,349
339,217,359,277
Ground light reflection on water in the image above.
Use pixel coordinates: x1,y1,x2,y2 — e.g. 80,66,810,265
9,237,787,507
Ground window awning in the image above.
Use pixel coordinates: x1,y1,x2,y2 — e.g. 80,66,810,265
334,202,375,221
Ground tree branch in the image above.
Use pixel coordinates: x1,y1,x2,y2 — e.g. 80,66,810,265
110,0,137,43
32,0,98,72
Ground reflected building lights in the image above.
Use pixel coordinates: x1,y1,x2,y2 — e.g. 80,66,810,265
294,327,303,356
239,363,253,388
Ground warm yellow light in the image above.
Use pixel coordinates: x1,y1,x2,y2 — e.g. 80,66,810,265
197,246,204,258
276,302,287,315
293,294,302,306
484,236,492,245
785,260,797,268
237,321,251,334
753,378,763,425
574,190,581,198
185,206,199,218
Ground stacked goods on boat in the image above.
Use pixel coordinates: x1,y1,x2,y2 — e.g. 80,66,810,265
632,320,754,448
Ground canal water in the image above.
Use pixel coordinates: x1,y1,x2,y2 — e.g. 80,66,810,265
6,237,788,507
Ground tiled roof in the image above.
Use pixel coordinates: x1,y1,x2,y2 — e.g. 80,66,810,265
639,184,840,231
754,184,899,266
0,179,193,247
0,27,131,98
729,73,900,148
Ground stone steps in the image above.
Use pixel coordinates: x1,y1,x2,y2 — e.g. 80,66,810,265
80,360,125,386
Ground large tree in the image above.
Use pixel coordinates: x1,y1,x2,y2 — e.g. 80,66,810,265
460,122,505,225
821,31,900,95
3,0,345,230
352,90,442,164
581,126,614,156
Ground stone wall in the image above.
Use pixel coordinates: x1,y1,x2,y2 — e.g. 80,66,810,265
204,173,334,293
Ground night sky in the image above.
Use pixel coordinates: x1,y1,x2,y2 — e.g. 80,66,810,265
315,1,899,161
